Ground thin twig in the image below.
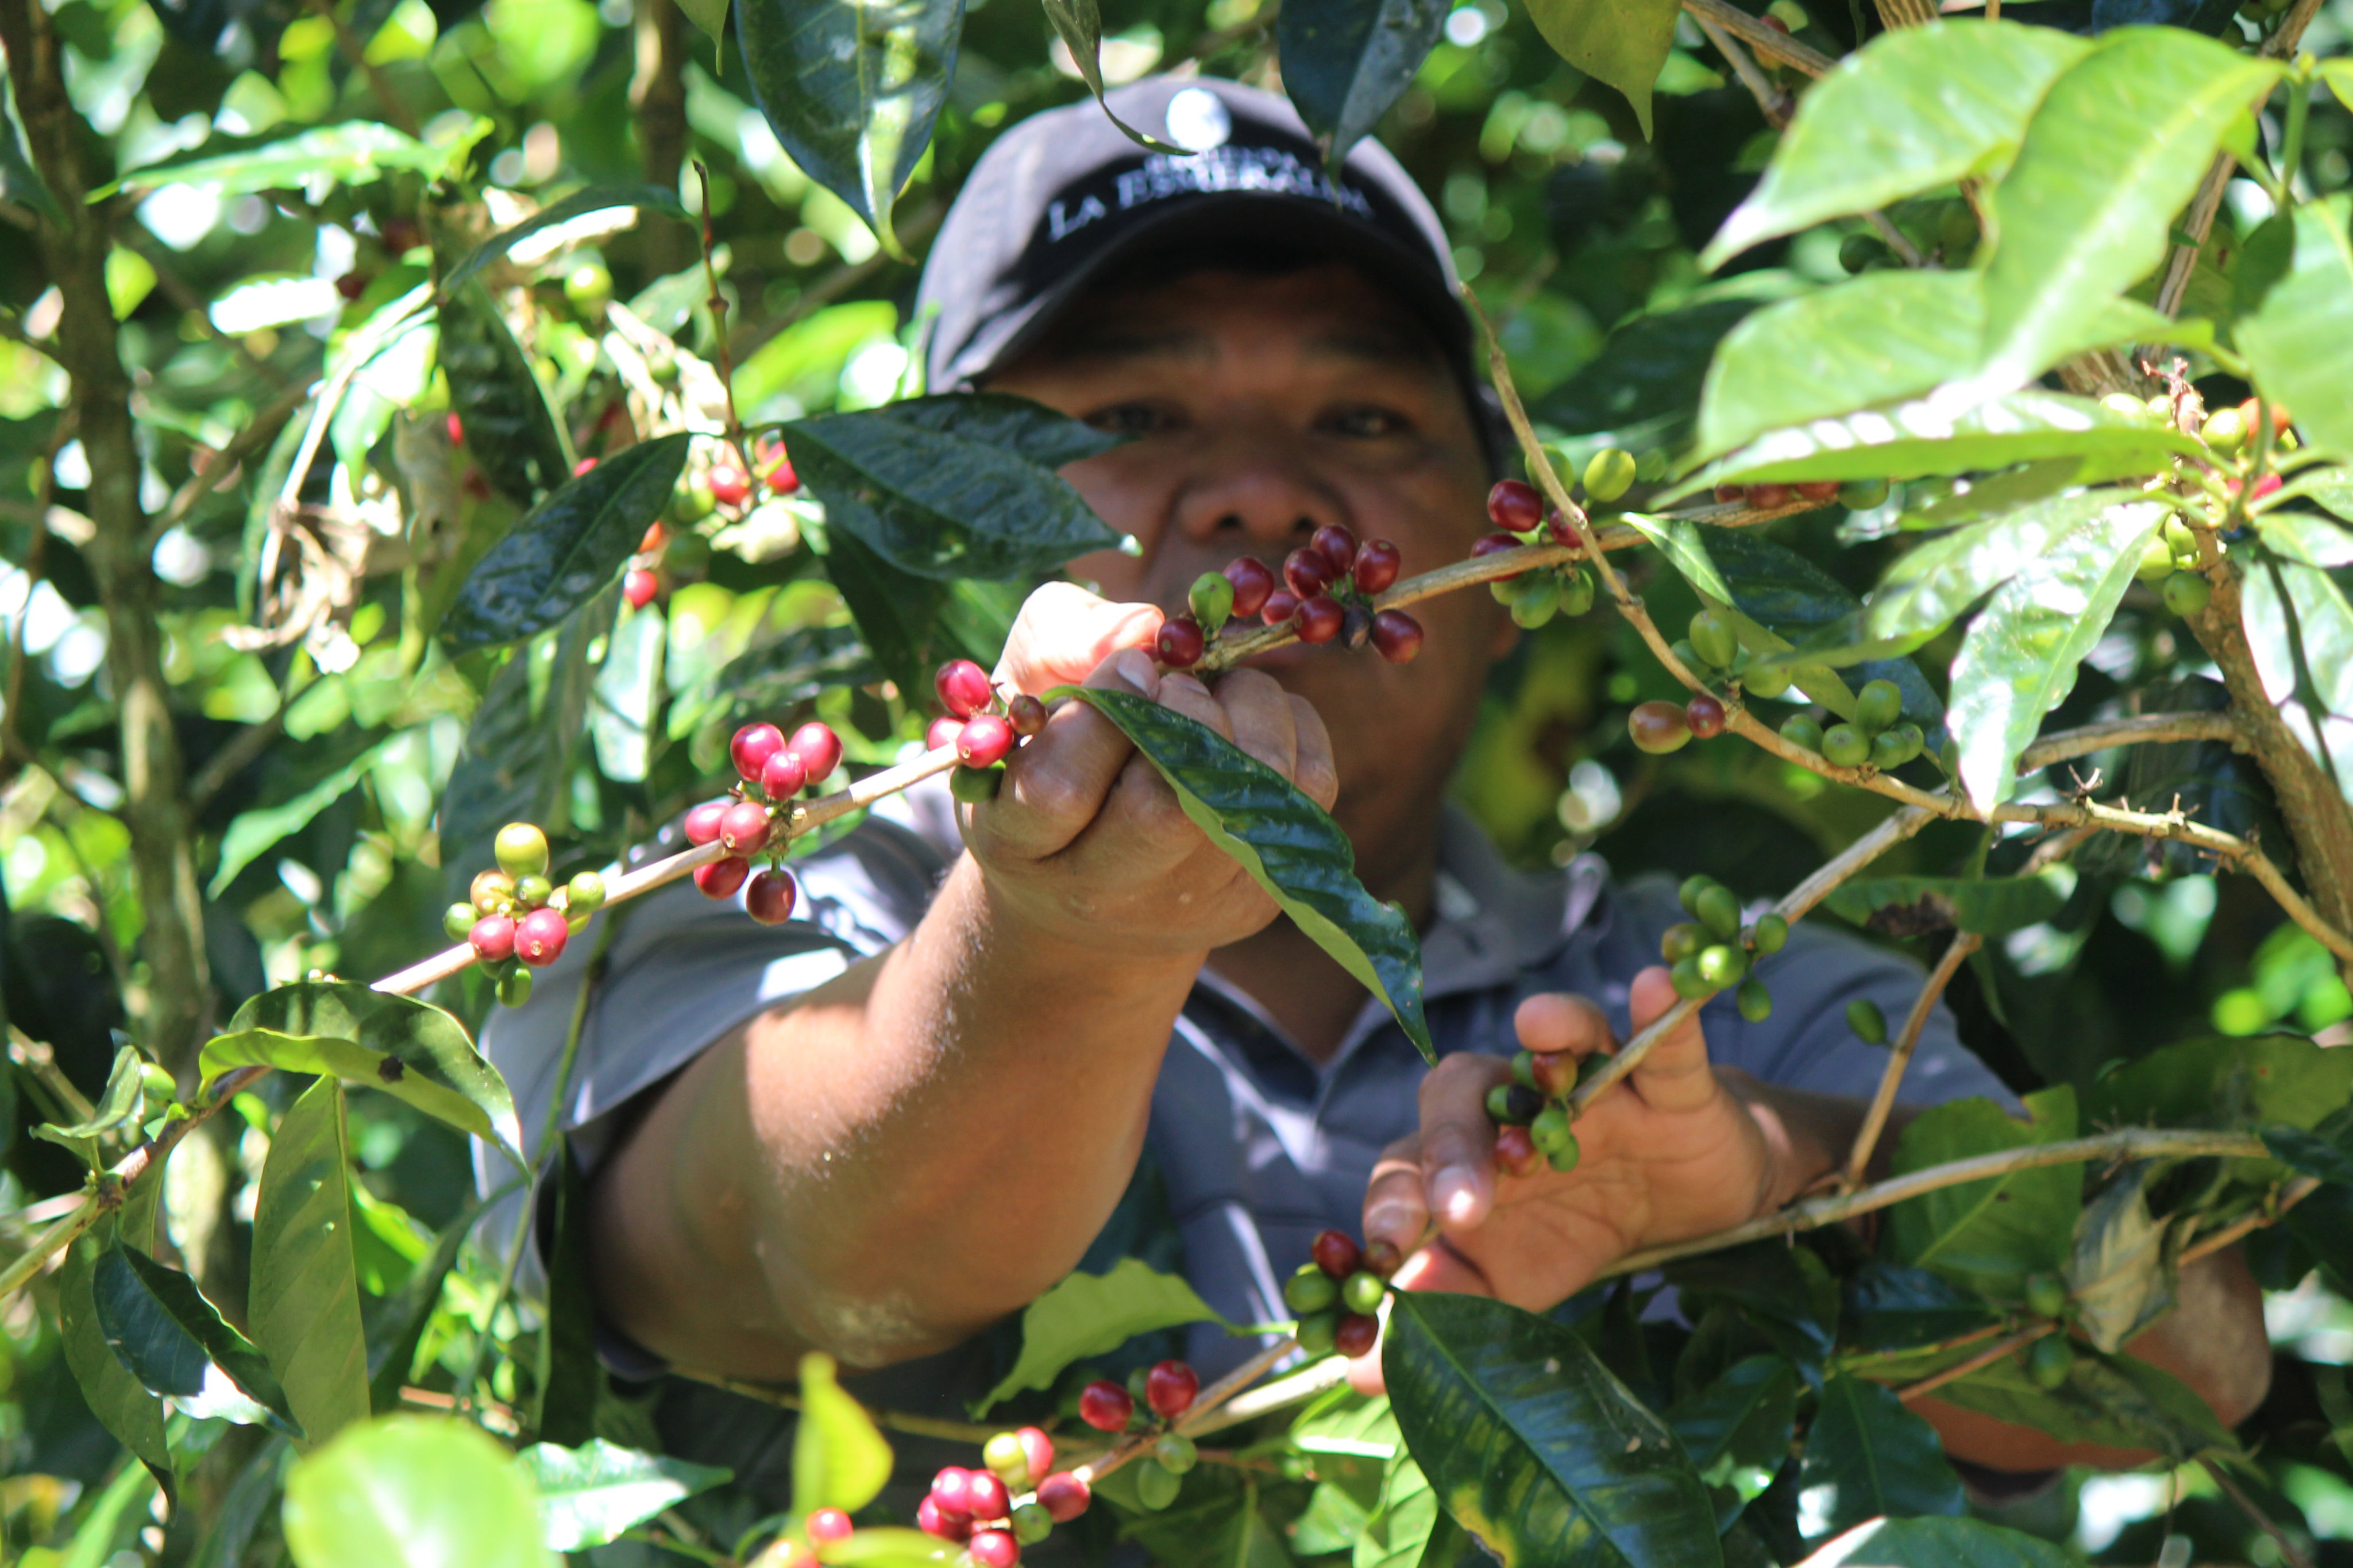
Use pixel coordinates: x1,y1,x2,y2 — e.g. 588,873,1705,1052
2205,1457,2319,1568
1694,14,1792,128
2015,711,2243,772
1841,932,1981,1192
1895,1323,2051,1404
1183,1354,1351,1436
2182,1176,2320,1266
678,1370,1012,1444
141,376,311,553
1681,0,1835,75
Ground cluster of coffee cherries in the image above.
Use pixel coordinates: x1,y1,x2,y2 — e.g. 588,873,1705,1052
1777,678,1924,773
680,720,844,921
1164,524,1422,667
1280,1227,1399,1360
1473,447,1641,629
1483,1043,1603,1178
1627,609,1799,755
2018,1271,2077,1389
915,1424,1094,1564
709,433,801,511
1660,873,1784,1020
924,661,1047,805
443,822,607,1006
1710,478,1889,512
1073,1360,1206,1512
622,518,674,610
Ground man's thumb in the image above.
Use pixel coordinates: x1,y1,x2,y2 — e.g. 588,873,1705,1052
997,581,1163,694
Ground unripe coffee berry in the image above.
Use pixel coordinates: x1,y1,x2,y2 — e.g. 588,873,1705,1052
695,856,750,899
983,1431,1029,1486
1310,524,1359,573
732,723,787,783
1839,478,1890,509
1737,978,1773,1022
1134,1459,1181,1512
1671,956,1711,999
1156,616,1205,670
1012,1504,1053,1546
470,914,516,962
1486,1082,1534,1125
746,869,800,925
1311,1229,1361,1279
1869,727,1914,770
1370,609,1424,664
1741,659,1792,700
2024,1334,2073,1391
1007,694,1047,736
1751,913,1788,953
1508,574,1559,629
1695,944,1746,987
1297,594,1344,644
1284,1264,1340,1315
1261,589,1300,625
1627,700,1692,755
2202,405,2247,454
496,821,550,877
512,874,552,908
1353,540,1401,594
1294,1310,1340,1356
808,1508,854,1545
472,868,516,913
1820,723,1870,768
1494,1124,1544,1178
936,659,994,719
2024,1272,2070,1319
1779,715,1824,753
623,569,658,609
1189,571,1235,631
761,747,809,801
1154,1432,1198,1476
1661,922,1705,964
1528,1051,1577,1098
1685,694,1727,739
1283,549,1333,599
958,715,1016,768
566,871,606,914
445,902,479,941
516,906,569,965
1340,1272,1386,1315
1363,1238,1402,1277
1144,1360,1199,1418
1036,1473,1091,1523
1077,1380,1133,1432
1584,448,1637,503
684,800,728,845
720,801,773,855
1696,884,1741,941
1687,611,1738,671
965,1470,1012,1522
497,967,533,1007
2162,570,2212,616
1847,998,1888,1044
1224,557,1275,617
1855,679,1903,735
789,722,843,784
1487,478,1543,533
1334,1314,1380,1358
1530,1104,1575,1153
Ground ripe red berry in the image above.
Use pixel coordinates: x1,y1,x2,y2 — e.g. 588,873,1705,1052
1296,595,1344,644
1529,1051,1578,1098
761,748,808,801
1312,1229,1362,1279
1494,1123,1544,1178
1353,540,1401,594
1746,483,1793,509
1334,1314,1380,1358
1685,694,1727,739
516,906,569,966
789,722,843,784
932,1468,977,1519
1036,1473,1091,1523
936,659,994,719
917,1497,971,1542
970,1530,1019,1568
1007,695,1047,737
1156,616,1205,669
1077,1380,1133,1432
1224,557,1275,617
709,466,751,507
746,868,799,925
1370,609,1423,664
335,270,368,300
927,715,963,751
573,457,599,478
1795,480,1841,502
1260,589,1300,625
1762,11,1789,28
808,1508,854,1544
446,412,466,446
1363,1238,1403,1278
958,715,1015,768
623,569,659,609
1628,700,1693,755
1284,549,1333,600
1144,1360,1199,1419
639,520,669,555
766,456,800,495
469,914,516,963
1310,524,1359,573
720,801,773,854
695,856,750,899
1487,478,1544,533
966,1470,1012,1522
684,800,728,846
1015,1428,1054,1485
732,723,786,783
1471,532,1524,569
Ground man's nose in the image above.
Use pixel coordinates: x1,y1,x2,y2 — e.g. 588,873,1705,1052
1169,434,1348,550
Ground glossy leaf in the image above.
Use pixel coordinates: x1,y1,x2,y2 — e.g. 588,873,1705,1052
441,283,573,504
1382,1291,1723,1568
535,1137,598,1445
1663,1354,1797,1474
252,1076,371,1450
1822,871,2070,939
2065,1164,2176,1354
1932,1341,2232,1461
1066,688,1434,1060
1945,499,2166,809
2083,1035,2353,1134
2262,1122,2353,1189
1357,1452,1440,1568
1279,0,1448,163
1662,1242,1837,1377
436,611,604,910
1796,1374,1964,1537
1702,22,2090,268
1040,0,1177,149
690,622,876,732
1795,1517,2073,1568
786,394,1121,580
1521,0,1681,139
516,1439,731,1552
1884,1088,2080,1302
283,1415,554,1568
588,601,667,784
94,1242,302,1434
2243,555,2353,741
32,1042,146,1152
2232,195,2353,460
1840,1263,1998,1356
113,121,466,195
58,1216,171,1473
2254,508,2353,569
1970,32,2281,397
441,184,691,298
975,1256,1225,1413
1538,298,1765,438
735,0,963,253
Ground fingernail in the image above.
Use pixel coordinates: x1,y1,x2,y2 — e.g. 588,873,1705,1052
1113,649,1160,697
1431,1167,1480,1227
1161,673,1208,702
1364,1201,1411,1244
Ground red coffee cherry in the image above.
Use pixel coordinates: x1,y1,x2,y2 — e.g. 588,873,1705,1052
1310,524,1359,573
732,723,787,783
958,715,1015,768
1685,694,1727,739
1156,616,1206,670
932,1467,978,1520
573,457,599,478
765,455,800,495
335,270,369,300
1493,1124,1544,1178
516,906,570,966
916,1496,971,1542
926,715,963,752
936,659,994,719
639,520,669,555
746,868,799,925
1712,484,1744,504
808,1508,854,1544
1795,480,1842,502
1334,1314,1380,1358
1471,532,1525,571
1015,1427,1054,1486
1628,700,1693,755
1036,1473,1091,1523
695,856,750,899
1353,540,1401,594
623,569,658,609
1487,478,1544,533
1296,594,1344,644
709,466,751,507
1007,695,1047,737
1224,557,1275,618
684,800,728,846
1746,483,1793,509
761,748,808,801
789,722,843,784
1261,589,1300,625
1284,549,1333,600
1311,1229,1362,1279
469,914,516,963
969,1529,1019,1568
1078,1380,1133,1432
1363,1238,1403,1278
1144,1360,1199,1419
720,801,773,854
1528,1051,1578,1098
1369,609,1423,664
965,1470,1012,1523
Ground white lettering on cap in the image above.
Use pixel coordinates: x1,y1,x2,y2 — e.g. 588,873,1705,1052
1164,87,1231,152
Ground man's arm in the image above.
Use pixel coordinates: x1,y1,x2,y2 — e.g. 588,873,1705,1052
589,586,1337,1377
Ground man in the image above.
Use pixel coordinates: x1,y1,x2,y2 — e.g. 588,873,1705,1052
482,75,2269,1511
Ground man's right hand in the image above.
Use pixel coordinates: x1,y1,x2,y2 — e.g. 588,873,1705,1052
958,582,1340,960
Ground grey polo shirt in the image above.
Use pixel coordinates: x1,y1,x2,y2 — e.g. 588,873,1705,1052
473,778,2012,1502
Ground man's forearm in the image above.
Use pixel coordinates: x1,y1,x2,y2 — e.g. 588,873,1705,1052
591,854,1203,1376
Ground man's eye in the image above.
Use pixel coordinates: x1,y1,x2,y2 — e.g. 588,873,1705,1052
1085,403,1178,435
1323,406,1410,438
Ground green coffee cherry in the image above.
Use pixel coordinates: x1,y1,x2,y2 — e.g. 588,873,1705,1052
1780,715,1824,753
950,763,1005,804
1741,659,1792,701
1736,978,1773,1022
1887,723,1925,764
2134,534,2178,583
1854,679,1903,735
1661,921,1707,965
1839,233,1891,274
1838,478,1890,510
2202,406,2247,454
2162,571,2212,616
445,902,478,941
564,261,613,315
1937,199,1978,261
2024,1334,2074,1391
512,874,552,908
496,821,550,878
497,968,534,1007
1678,875,1718,917
2100,391,2156,422
1688,611,1739,671
1696,885,1743,943
2162,517,2198,558
1189,571,1235,634
1546,1131,1581,1173
1510,1050,1539,1091
1671,956,1712,999
1869,728,1915,771
2024,1273,2070,1319
1669,639,1702,671
566,871,607,914
1821,723,1870,768
1635,449,1670,482
1012,1504,1054,1546
1750,913,1788,954
1556,569,1595,617
1530,1104,1575,1153
1155,1433,1199,1476
1696,944,1748,988
1135,1459,1182,1511
1584,447,1638,504
1284,1264,1340,1315
1341,1271,1387,1315
1486,1082,1533,1126
1847,998,1889,1045
670,475,717,524
1294,1310,1340,1357
1510,574,1560,629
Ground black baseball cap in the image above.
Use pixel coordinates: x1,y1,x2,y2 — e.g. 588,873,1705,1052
917,75,1491,446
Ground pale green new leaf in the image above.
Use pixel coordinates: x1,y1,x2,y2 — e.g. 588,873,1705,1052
283,1415,554,1568
114,121,470,195
975,1257,1225,1413
1945,499,2166,809
1858,489,2140,659
1703,22,2090,269
210,739,396,895
2232,195,2353,461
1522,0,1680,140
32,1044,146,1153
2065,1164,2177,1355
794,1353,893,1515
517,1439,731,1551
252,1077,371,1451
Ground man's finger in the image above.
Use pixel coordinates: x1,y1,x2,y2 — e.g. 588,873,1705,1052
1417,1054,1510,1234
1213,669,1297,779
1363,1137,1431,1261
1626,965,1715,1113
997,582,1163,695
1152,672,1235,741
974,649,1155,860
1514,992,1615,1058
1286,694,1339,811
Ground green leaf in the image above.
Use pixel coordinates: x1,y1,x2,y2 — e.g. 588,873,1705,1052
515,1439,731,1552
974,1257,1226,1414
2254,508,2353,569
1945,499,2166,809
58,1217,171,1473
1617,514,1733,606
1969,31,2281,398
672,0,728,41
588,601,668,783
1383,1291,1723,1568
792,1351,893,1513
1931,1342,2232,1462
2261,1122,2353,1189
1664,1354,1797,1474
201,980,524,1164
1538,297,1767,439
1839,1263,1997,1357
1793,1517,2073,1568
368,1189,494,1410
534,1137,598,1446
209,737,398,896
94,1242,302,1434
1702,22,2090,269
1063,688,1434,1061
1040,0,1180,150
0,64,59,222
2233,195,2353,461
819,529,951,704
441,184,692,298
283,1415,554,1568
33,1043,146,1148
1884,1087,2080,1302
2065,1164,2177,1355
2082,1036,2353,1135
1521,0,1680,139
252,1077,371,1450
2244,550,2353,745
113,121,467,195
1357,1452,1440,1568
786,394,1121,581
442,282,573,505
1278,0,1447,164
1822,871,2070,939
734,0,963,253
1796,1374,1964,1538
441,434,691,651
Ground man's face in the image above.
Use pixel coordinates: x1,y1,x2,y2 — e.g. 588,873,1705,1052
986,261,1510,890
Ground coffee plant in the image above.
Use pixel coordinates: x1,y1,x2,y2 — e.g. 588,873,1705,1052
5,0,2353,1558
